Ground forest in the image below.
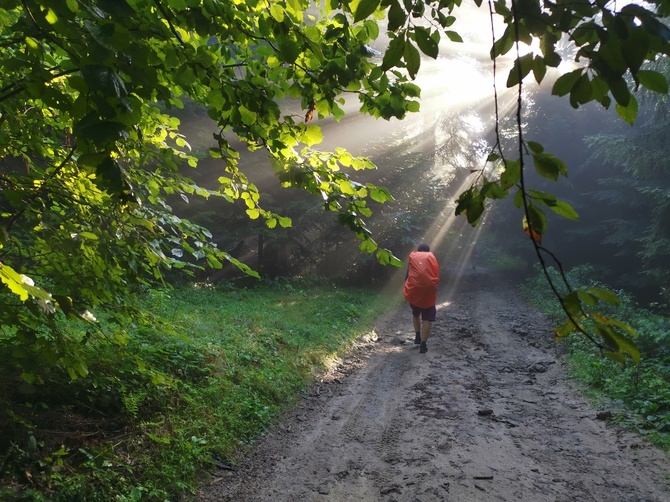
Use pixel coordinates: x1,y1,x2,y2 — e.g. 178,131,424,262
1,0,669,499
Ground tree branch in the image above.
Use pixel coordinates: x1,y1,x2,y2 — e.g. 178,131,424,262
5,147,77,233
509,0,603,349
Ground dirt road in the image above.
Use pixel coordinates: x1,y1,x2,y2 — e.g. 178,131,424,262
200,270,669,501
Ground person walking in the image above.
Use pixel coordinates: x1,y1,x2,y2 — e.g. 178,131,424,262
403,243,440,354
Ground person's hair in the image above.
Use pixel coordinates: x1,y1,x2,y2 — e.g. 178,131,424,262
417,243,430,252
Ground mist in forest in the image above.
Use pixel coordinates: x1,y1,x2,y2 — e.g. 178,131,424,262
173,2,669,306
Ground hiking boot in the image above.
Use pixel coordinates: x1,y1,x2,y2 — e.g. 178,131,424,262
419,342,428,353
414,333,421,344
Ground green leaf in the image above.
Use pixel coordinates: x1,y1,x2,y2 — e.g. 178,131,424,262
445,31,463,43
359,238,377,253
406,100,420,112
382,35,405,71
168,0,188,9
82,66,128,97
364,19,379,40
552,69,582,97
351,157,375,170
414,27,438,59
532,56,547,84
338,179,356,195
528,189,556,203
513,188,524,208
24,36,40,52
45,8,58,24
368,185,394,203
584,287,620,306
637,70,668,93
610,76,631,106
500,160,520,188
570,74,593,107
533,153,567,181
239,105,257,126
387,0,406,31
555,318,581,340
526,203,547,235
437,13,456,27
562,291,583,318
353,0,380,23
621,28,650,74
227,256,260,279
302,124,323,146
21,372,37,384
506,53,534,87
592,314,640,363
528,190,578,220
75,118,129,145
404,40,421,79
277,36,300,63
480,180,508,199
548,200,579,221
590,76,610,102
598,314,637,338
0,264,30,301
286,0,304,16
576,289,599,306
543,50,561,68
376,248,402,267
603,351,627,364
455,188,485,226
270,3,284,22
492,27,514,57
615,93,638,125
94,157,133,198
206,254,223,269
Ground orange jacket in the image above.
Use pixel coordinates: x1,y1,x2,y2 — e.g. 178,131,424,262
403,251,439,308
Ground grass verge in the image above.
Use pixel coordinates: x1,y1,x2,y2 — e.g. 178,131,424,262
521,265,670,451
0,277,394,500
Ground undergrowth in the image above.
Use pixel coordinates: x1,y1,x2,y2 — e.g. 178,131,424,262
0,277,393,500
522,265,670,450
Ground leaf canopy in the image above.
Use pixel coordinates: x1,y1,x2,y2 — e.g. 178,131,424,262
2,0,669,377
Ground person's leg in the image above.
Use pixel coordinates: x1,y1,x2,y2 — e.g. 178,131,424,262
420,320,431,342
419,306,436,353
413,314,421,333
411,305,421,344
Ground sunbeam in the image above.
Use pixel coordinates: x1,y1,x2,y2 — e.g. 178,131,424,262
182,0,579,285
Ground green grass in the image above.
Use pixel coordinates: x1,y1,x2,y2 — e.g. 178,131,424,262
521,265,670,451
0,278,394,501
477,244,530,272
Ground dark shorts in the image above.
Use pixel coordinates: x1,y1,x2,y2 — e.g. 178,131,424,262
410,304,436,322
